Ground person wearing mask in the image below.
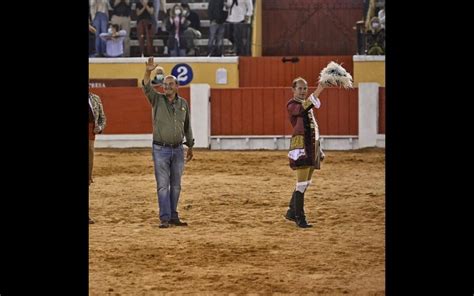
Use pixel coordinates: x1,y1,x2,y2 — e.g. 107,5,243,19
99,24,128,57
165,4,189,57
110,0,132,57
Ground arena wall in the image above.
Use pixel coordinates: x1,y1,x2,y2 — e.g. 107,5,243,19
90,55,385,150
89,57,239,88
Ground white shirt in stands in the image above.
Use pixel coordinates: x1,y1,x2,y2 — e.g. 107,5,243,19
226,0,253,23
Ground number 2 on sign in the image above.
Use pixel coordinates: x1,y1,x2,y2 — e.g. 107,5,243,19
176,66,188,82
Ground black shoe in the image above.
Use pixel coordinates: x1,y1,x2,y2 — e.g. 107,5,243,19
285,191,297,222
169,218,188,226
159,221,170,228
295,216,313,228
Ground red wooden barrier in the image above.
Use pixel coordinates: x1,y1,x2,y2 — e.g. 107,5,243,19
90,87,190,134
239,56,354,87
379,87,385,134
89,86,358,137
211,87,358,136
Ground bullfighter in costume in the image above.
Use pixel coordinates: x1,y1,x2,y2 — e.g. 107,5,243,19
285,78,326,228
285,62,353,228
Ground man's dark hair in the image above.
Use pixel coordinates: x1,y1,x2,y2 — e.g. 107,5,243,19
111,24,120,31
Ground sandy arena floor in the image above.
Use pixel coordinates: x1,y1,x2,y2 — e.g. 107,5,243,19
89,148,385,295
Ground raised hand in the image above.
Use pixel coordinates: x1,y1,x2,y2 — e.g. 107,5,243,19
146,57,159,72
313,83,325,97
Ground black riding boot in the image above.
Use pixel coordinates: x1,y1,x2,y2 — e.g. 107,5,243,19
285,191,297,221
294,191,312,228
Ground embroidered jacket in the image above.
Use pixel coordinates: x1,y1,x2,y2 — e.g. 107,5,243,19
89,92,106,133
287,94,322,169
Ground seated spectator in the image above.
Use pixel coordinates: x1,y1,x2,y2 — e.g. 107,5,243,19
166,4,189,56
181,2,202,56
99,24,127,57
110,0,132,57
366,17,384,55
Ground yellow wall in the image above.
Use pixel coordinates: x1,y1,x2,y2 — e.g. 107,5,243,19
353,57,385,86
251,0,262,57
89,59,239,88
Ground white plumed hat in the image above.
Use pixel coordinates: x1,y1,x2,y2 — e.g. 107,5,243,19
319,61,353,89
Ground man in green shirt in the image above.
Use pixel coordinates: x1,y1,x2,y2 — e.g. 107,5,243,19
142,57,194,228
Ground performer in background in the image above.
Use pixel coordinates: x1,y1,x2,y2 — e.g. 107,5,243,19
89,89,106,224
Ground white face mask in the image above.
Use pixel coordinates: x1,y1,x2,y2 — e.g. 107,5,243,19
152,74,164,85
175,9,181,15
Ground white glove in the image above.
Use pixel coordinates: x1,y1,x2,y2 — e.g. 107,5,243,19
94,126,102,134
320,147,325,161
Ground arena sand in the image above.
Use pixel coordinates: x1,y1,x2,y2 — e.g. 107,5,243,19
89,148,385,295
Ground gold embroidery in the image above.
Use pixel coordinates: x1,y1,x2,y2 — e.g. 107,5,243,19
290,135,304,150
302,100,312,109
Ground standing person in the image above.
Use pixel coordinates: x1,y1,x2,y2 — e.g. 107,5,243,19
89,89,107,224
89,16,97,57
207,0,227,56
136,0,155,57
285,78,326,228
152,0,166,34
225,0,253,56
90,0,112,57
141,57,194,229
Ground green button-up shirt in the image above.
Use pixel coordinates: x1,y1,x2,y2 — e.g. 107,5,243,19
142,81,194,147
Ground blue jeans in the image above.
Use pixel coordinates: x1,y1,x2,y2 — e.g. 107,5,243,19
93,12,108,56
208,22,225,56
152,144,185,222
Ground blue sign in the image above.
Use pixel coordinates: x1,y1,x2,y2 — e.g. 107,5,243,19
171,63,194,86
